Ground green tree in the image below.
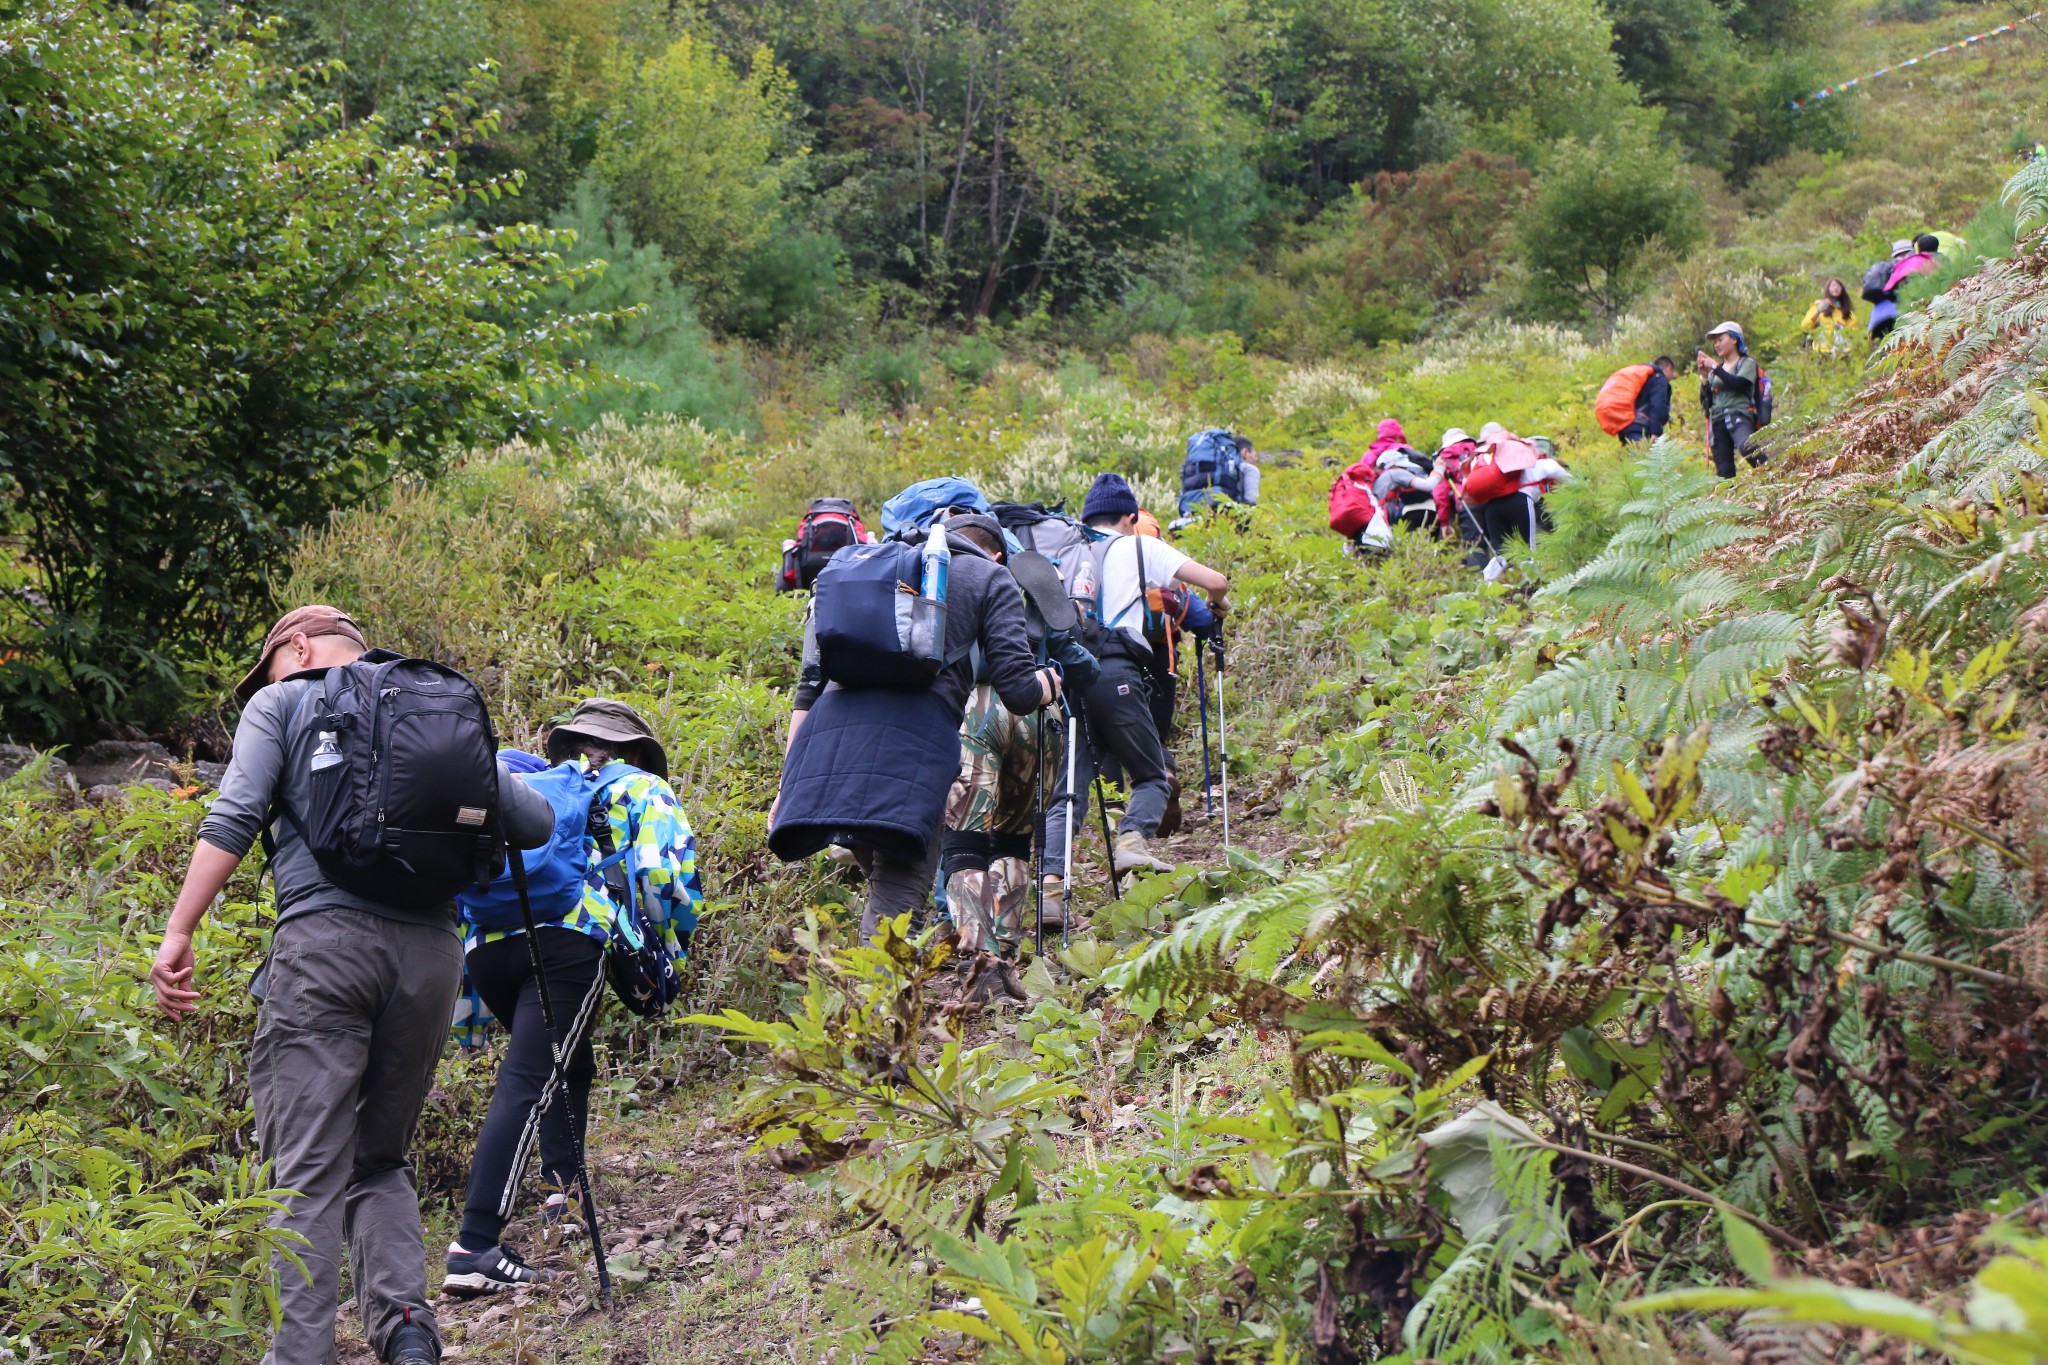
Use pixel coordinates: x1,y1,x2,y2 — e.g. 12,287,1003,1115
0,2,607,735
1516,126,1702,320
593,35,805,311
1406,0,1637,159
548,177,756,430
261,0,493,127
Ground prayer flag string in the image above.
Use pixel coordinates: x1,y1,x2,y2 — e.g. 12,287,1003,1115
1791,13,2043,109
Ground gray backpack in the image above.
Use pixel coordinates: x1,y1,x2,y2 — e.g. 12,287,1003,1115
989,502,1099,583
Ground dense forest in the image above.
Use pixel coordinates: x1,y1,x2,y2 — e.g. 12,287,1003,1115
7,0,2048,1360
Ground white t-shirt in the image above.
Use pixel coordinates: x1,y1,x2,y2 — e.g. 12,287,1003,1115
1095,532,1191,650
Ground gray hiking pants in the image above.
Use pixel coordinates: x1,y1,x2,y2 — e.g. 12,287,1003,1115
855,817,944,942
1046,657,1172,877
252,907,462,1364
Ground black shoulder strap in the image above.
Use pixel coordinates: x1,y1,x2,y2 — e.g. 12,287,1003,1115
257,678,331,894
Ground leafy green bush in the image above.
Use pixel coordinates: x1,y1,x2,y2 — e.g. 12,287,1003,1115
0,5,607,738
0,769,292,1362
1517,125,1705,321
939,334,1006,384
724,226,849,341
844,343,929,409
593,35,804,311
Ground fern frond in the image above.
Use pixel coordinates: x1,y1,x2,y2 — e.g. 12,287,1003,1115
1504,640,1683,733
2004,155,2048,235
1678,613,1802,715
1104,869,1342,1000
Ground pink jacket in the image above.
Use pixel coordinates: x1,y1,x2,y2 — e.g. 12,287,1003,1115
1885,252,1936,292
1363,418,1409,466
1432,438,1478,526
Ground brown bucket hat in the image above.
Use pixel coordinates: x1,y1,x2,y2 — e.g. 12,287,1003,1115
545,698,668,779
235,605,368,704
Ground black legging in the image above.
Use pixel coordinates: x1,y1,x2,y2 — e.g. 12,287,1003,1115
1469,493,1540,558
1707,411,1756,479
458,928,605,1250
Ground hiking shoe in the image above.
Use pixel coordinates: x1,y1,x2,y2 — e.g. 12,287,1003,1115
1038,875,1067,931
1158,774,1185,837
443,1243,556,1297
955,953,1028,1005
1112,833,1173,874
540,1192,582,1239
386,1322,439,1364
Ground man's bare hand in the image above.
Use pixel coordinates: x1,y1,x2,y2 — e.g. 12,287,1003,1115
151,930,200,1019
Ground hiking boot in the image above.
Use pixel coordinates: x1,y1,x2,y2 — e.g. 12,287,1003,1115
1038,875,1067,930
1112,832,1173,874
540,1191,582,1239
443,1243,556,1297
956,952,1028,1005
386,1322,439,1364
1158,774,1184,837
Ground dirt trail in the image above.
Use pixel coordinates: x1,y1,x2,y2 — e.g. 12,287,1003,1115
327,779,1291,1363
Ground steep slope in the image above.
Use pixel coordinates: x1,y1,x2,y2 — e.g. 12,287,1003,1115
9,10,2048,1363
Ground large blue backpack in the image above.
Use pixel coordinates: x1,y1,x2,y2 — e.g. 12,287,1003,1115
456,755,632,933
881,476,990,538
811,541,963,689
1179,429,1245,514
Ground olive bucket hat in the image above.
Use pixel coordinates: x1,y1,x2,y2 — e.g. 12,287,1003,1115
545,698,668,779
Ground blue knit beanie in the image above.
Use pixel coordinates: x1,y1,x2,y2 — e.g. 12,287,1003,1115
1081,472,1140,522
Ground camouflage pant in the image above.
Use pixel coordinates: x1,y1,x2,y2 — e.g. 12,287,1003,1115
944,686,1060,956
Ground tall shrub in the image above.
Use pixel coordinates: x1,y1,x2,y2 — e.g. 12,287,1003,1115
1516,126,1703,321
0,3,607,736
593,35,805,313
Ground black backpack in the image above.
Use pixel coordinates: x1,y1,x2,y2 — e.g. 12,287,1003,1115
286,651,504,908
1860,259,1893,305
777,498,871,592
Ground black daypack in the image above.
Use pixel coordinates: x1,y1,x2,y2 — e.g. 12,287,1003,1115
1860,259,1893,305
288,651,504,909
777,498,871,592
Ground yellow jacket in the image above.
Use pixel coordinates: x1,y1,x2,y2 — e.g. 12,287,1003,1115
1802,299,1855,336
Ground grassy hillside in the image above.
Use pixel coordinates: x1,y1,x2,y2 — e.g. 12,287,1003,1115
8,5,2048,1363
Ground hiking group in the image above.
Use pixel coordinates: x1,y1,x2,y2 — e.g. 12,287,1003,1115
150,609,700,1362
143,431,1249,1363
769,445,1237,1001
1328,417,1570,571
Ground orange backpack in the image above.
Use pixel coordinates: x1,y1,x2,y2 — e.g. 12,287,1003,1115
1594,364,1654,436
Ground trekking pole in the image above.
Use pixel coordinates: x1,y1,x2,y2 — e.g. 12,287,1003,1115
1194,644,1214,814
1213,640,1230,855
1033,706,1048,960
1094,770,1122,900
1074,702,1121,902
510,847,613,1303
1060,696,1079,947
